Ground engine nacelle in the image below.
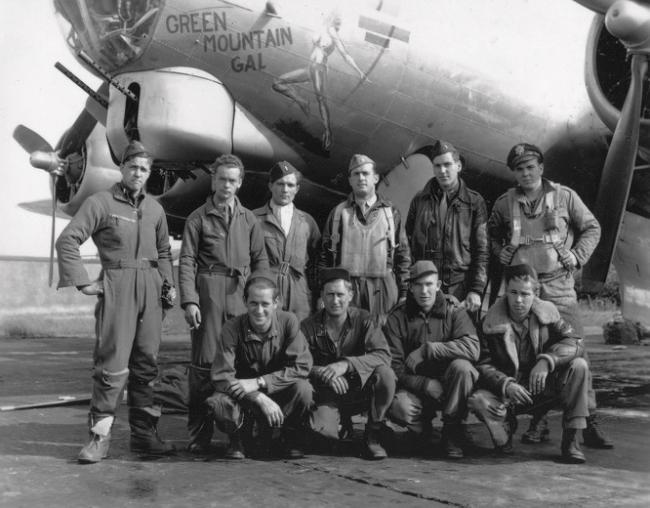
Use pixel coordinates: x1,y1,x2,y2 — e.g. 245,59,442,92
58,123,121,217
106,66,303,167
585,15,650,153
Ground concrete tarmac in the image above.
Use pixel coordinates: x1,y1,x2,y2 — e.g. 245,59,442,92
1,331,649,508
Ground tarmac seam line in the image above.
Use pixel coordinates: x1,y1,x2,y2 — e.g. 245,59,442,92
286,460,469,507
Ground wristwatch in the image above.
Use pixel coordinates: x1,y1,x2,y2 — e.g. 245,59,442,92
256,376,266,391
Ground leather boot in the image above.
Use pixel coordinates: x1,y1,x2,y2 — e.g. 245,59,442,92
364,422,388,460
282,427,306,459
129,408,175,456
441,423,465,459
78,414,112,464
561,428,586,464
224,431,245,460
522,414,550,444
583,415,613,449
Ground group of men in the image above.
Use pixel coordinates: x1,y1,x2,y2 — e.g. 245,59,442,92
55,137,612,466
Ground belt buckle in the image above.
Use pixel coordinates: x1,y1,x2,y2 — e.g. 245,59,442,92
226,268,237,278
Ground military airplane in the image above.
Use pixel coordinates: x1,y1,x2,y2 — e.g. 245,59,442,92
12,0,650,327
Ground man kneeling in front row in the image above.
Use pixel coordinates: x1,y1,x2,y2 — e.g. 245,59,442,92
207,272,313,459
468,264,592,463
301,268,396,459
383,261,480,458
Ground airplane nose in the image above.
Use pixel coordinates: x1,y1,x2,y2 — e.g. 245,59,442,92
606,0,650,49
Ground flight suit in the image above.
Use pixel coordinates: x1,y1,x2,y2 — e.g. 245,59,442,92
319,194,411,324
253,202,321,321
383,292,480,433
488,178,601,333
301,307,395,439
406,177,489,302
179,195,268,448
207,311,313,436
56,183,173,419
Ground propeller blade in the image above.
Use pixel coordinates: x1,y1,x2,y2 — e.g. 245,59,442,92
13,125,53,154
48,175,58,288
58,109,98,158
584,53,648,286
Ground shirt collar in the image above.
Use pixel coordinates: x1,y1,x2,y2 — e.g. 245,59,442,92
405,290,447,319
244,314,279,343
114,182,145,206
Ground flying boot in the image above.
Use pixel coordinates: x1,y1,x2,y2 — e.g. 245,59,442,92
78,414,113,464
129,407,175,456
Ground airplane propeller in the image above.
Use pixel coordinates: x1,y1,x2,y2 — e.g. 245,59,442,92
12,111,96,287
575,0,650,288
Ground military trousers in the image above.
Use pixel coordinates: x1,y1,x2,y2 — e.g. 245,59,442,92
389,359,478,433
188,271,247,447
91,267,163,418
206,380,314,435
468,357,590,446
310,365,396,439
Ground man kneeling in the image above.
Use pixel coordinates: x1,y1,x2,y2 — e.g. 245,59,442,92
301,268,396,459
468,264,592,463
207,273,313,459
383,261,480,458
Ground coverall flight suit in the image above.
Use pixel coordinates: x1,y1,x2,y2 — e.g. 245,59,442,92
179,195,268,448
56,183,173,419
253,202,321,321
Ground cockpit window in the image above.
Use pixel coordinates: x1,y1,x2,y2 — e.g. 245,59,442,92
54,0,162,73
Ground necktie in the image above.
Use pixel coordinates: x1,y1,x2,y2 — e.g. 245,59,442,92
439,194,448,231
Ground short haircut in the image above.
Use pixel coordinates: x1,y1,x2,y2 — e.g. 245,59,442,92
244,275,279,300
322,279,353,293
504,264,539,289
211,154,245,178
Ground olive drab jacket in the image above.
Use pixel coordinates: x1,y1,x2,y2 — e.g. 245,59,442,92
301,307,391,386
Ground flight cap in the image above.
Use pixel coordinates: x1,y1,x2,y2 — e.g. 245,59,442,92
320,267,351,287
121,140,151,164
348,154,376,173
429,140,458,160
269,160,298,183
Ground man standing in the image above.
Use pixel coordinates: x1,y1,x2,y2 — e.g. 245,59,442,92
320,154,411,324
253,161,321,321
207,273,313,459
468,264,593,463
383,261,480,458
406,140,488,314
56,141,175,463
488,143,611,448
301,268,396,459
179,154,269,453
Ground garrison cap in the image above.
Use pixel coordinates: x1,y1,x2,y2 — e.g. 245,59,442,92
504,263,538,283
320,267,351,287
348,154,376,173
269,160,298,183
428,140,458,160
121,140,152,164
507,143,544,169
408,260,438,281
